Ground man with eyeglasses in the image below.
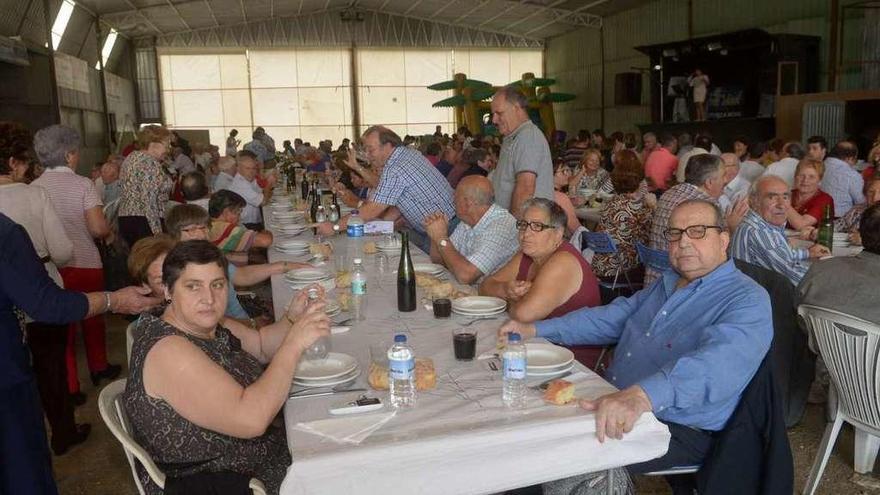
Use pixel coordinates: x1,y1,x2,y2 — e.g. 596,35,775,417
499,199,773,490
730,175,830,286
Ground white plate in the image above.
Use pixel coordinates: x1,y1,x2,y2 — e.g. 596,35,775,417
377,240,403,251
453,307,507,317
294,352,358,380
288,278,337,292
293,367,361,388
277,240,309,250
525,343,575,370
414,263,445,275
289,268,332,282
324,301,341,315
452,296,506,313
528,363,574,377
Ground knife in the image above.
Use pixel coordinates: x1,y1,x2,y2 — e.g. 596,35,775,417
288,387,367,399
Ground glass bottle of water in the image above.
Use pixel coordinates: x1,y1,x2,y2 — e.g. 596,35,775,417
502,333,526,408
315,205,327,224
351,258,367,321
328,204,340,223
388,334,416,408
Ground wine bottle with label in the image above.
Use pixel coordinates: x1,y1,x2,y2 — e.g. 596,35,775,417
397,232,417,312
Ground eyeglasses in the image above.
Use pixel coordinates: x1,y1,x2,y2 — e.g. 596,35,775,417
516,220,556,232
663,224,723,241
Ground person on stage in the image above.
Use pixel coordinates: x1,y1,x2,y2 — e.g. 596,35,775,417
689,69,710,121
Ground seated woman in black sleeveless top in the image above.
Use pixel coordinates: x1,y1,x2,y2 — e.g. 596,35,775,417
123,240,330,493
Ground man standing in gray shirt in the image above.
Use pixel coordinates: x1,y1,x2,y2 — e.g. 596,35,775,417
490,86,554,217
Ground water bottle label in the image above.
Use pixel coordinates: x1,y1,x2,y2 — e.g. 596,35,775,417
503,357,526,380
351,279,366,295
347,224,364,237
389,357,414,380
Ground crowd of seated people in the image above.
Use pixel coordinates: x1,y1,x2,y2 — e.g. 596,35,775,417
4,96,880,495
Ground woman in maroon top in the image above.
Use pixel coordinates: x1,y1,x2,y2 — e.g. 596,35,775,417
787,158,834,230
480,198,600,321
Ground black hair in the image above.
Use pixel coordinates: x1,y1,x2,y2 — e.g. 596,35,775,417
860,203,880,255
208,189,246,218
162,240,228,292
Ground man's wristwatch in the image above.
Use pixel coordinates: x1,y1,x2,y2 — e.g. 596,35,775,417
439,238,450,248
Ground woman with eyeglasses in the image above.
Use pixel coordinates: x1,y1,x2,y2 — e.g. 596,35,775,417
479,198,600,323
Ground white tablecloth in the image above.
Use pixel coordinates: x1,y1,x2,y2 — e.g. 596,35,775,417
789,238,863,258
264,204,670,495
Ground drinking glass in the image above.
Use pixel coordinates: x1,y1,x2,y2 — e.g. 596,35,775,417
304,336,330,360
375,251,389,275
452,328,477,361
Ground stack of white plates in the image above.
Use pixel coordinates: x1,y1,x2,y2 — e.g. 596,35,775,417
275,224,306,236
273,210,304,222
451,296,506,317
525,343,575,377
285,267,332,283
270,203,293,212
293,353,360,387
275,240,310,254
413,263,445,276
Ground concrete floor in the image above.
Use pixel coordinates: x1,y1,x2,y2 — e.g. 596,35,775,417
52,315,880,494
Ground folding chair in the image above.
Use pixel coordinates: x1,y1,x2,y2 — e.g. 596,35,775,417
581,231,641,292
98,379,267,495
636,242,671,273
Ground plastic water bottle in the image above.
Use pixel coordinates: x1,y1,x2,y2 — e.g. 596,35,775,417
351,258,367,321
388,334,416,408
502,333,527,408
347,209,365,237
346,209,365,259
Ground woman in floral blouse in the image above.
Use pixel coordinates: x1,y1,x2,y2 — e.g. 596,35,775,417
570,148,614,194
835,176,880,246
591,149,652,279
118,125,174,248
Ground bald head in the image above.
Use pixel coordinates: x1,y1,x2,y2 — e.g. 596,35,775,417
218,156,236,174
456,176,494,205
454,176,495,225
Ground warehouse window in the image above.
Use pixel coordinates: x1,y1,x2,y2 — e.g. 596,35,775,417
95,28,118,70
50,0,76,50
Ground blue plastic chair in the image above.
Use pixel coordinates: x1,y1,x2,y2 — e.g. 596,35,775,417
636,242,671,273
581,231,641,293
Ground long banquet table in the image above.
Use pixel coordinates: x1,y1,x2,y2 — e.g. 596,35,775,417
264,205,671,495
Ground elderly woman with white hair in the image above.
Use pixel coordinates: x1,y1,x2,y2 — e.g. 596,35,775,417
32,124,120,404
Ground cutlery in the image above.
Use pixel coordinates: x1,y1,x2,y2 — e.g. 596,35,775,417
458,317,499,327
289,387,366,399
332,317,353,326
487,360,498,371
530,371,574,391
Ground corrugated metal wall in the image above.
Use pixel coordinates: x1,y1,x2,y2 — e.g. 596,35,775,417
546,0,867,135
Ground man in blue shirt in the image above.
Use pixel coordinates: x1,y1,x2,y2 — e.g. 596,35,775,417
499,199,773,476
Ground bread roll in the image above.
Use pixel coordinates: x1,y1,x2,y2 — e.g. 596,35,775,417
369,358,436,391
362,241,378,254
335,271,352,288
543,379,576,405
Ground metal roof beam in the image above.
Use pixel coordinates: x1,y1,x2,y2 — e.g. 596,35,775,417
524,0,607,35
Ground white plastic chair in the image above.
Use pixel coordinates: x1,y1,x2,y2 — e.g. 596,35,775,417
98,379,267,495
798,305,880,495
126,322,136,366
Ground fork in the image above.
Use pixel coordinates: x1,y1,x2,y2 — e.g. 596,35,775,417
458,317,499,327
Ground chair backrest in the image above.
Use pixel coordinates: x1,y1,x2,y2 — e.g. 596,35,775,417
798,305,880,431
581,231,618,254
126,322,136,366
636,242,671,272
98,379,166,494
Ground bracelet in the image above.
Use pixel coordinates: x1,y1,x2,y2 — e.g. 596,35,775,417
104,291,112,313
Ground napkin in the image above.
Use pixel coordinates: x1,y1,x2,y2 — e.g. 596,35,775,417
294,411,396,444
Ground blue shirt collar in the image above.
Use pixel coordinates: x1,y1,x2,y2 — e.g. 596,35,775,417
660,258,738,296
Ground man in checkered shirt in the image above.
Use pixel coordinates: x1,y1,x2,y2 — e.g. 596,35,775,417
321,126,456,251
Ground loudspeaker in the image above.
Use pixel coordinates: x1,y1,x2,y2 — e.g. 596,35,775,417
615,72,642,106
